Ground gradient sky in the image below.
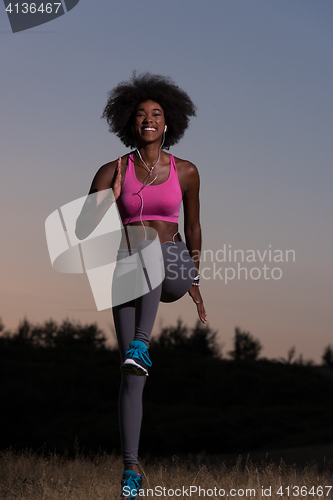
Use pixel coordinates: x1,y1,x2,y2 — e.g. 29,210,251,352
1,0,332,363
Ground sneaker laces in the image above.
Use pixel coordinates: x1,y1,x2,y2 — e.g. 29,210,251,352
126,343,152,367
122,475,142,490
121,473,142,498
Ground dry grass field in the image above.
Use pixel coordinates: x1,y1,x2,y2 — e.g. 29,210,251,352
1,447,333,500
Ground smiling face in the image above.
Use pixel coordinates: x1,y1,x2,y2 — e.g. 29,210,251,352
133,100,166,146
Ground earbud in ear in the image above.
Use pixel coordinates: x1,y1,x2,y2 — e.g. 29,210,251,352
164,125,167,132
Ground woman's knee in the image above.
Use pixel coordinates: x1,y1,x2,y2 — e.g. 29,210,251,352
160,242,195,302
120,372,146,395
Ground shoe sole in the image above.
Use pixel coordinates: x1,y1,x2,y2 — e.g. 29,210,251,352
120,359,148,376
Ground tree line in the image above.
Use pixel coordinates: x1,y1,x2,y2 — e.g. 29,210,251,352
1,317,332,365
1,317,333,456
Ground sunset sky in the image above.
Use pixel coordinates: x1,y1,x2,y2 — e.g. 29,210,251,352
1,0,332,363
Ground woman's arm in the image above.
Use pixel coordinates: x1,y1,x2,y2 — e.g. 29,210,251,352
181,161,207,324
75,157,122,240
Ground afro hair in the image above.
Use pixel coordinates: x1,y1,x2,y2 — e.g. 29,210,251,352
101,72,196,149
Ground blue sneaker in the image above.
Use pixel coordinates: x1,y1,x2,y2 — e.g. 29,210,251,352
120,340,152,376
120,470,143,499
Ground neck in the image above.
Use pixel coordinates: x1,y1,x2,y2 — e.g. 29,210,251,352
136,143,162,165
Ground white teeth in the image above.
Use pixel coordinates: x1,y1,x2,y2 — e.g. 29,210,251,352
143,128,156,131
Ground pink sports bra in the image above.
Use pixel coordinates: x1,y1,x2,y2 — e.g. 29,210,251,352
116,153,182,225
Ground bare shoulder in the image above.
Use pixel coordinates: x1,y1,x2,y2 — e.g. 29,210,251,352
90,154,128,192
99,154,128,174
173,156,200,192
173,156,198,174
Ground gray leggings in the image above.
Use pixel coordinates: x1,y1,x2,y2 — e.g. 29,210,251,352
112,240,195,466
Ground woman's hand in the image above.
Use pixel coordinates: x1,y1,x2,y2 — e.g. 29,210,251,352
112,157,122,200
188,285,207,324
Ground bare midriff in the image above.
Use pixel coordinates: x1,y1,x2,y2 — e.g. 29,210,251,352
119,220,180,249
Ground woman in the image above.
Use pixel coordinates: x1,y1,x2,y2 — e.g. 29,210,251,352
76,73,206,498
